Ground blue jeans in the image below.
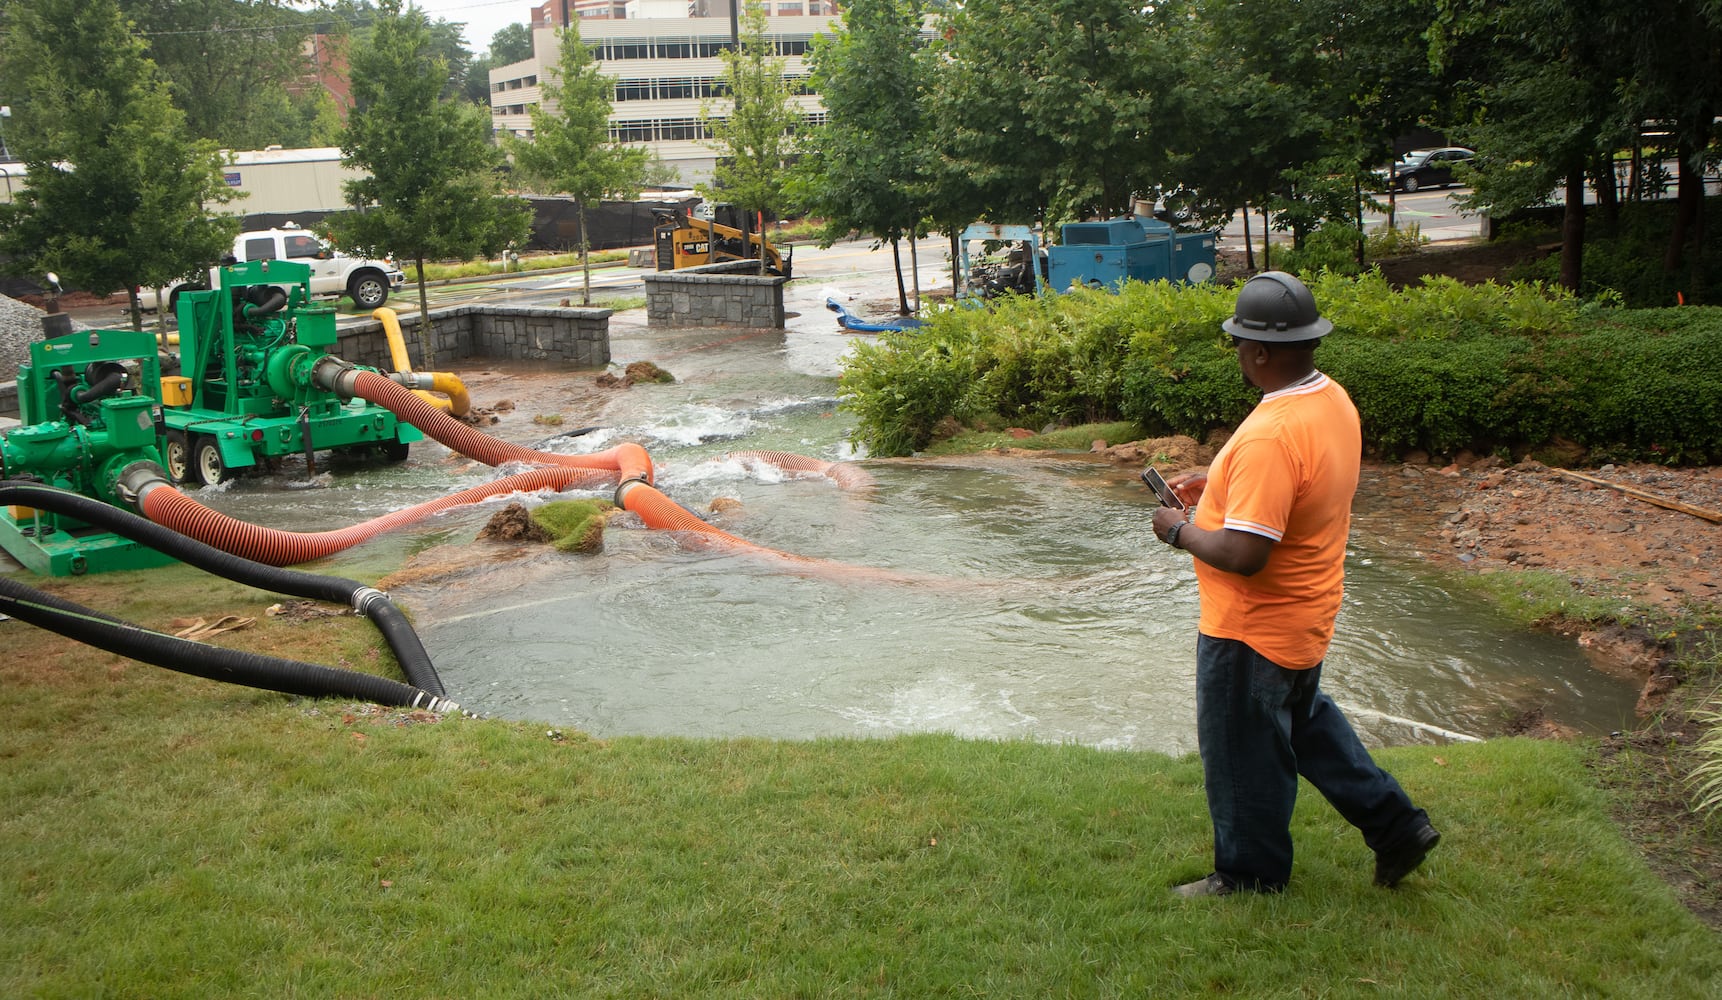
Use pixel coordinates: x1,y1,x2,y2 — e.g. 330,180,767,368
1195,633,1429,891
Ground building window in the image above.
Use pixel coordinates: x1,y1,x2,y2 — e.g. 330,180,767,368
615,80,652,102
658,78,697,100
658,118,702,141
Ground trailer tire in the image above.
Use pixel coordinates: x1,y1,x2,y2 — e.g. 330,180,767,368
348,270,390,310
381,439,411,463
163,430,192,483
193,435,234,487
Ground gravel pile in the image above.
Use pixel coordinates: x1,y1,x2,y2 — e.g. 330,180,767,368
0,294,86,381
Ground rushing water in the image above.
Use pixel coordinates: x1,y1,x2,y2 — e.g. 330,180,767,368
188,278,1641,752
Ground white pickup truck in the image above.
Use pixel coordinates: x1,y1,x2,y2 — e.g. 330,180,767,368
148,224,405,311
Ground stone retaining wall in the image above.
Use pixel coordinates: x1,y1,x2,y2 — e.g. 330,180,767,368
336,303,611,370
643,260,788,329
0,304,610,419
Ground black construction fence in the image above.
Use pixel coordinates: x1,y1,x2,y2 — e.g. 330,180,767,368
0,197,702,299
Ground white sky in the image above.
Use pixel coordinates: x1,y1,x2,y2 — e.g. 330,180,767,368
406,0,534,52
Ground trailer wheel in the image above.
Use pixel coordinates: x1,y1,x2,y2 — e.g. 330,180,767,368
381,439,410,463
163,430,192,483
193,435,234,487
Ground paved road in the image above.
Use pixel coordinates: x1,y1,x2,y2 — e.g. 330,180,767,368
419,187,1484,314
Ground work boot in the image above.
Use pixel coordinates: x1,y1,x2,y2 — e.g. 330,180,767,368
1374,823,1441,887
1171,873,1234,898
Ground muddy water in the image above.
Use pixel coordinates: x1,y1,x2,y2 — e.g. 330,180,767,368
188,279,1642,751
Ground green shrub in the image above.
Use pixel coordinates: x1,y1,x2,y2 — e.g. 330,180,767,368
1366,220,1430,258
840,271,1722,463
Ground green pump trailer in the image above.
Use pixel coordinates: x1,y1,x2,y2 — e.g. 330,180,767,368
0,328,179,575
162,258,421,486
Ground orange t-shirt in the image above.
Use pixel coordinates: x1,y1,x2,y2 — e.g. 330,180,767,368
1193,373,1361,669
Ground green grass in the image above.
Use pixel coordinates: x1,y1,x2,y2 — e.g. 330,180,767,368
405,249,629,283
3,574,1718,997
921,420,1149,456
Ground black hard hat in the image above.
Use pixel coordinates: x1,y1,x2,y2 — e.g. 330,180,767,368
1222,271,1333,342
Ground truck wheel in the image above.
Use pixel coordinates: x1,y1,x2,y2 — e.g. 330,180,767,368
163,430,191,483
348,271,389,309
193,435,234,487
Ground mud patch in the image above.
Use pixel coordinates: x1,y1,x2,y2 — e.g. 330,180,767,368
477,502,552,543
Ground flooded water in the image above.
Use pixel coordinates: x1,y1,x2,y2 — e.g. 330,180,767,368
187,278,1641,752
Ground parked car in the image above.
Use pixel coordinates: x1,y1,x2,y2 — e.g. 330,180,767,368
142,224,405,312
1379,147,1475,193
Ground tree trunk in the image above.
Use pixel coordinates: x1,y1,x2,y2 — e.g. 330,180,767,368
1664,135,1705,274
909,233,921,313
1353,179,1366,269
1260,206,1271,271
579,201,592,306
1559,166,1585,293
1242,203,1255,271
153,286,169,352
891,235,909,315
415,255,433,370
1595,154,1618,235
128,290,143,333
949,230,962,296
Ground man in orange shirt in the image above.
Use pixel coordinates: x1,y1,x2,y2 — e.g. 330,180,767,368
1151,271,1439,897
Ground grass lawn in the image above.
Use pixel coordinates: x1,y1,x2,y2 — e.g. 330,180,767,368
3,557,1719,998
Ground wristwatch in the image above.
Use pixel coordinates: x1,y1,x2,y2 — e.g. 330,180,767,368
1166,520,1186,549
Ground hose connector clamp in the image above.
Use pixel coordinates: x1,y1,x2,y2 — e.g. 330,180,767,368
613,475,652,506
350,586,390,615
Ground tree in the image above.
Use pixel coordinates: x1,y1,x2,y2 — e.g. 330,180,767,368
490,22,533,65
119,0,322,149
0,0,241,332
328,0,530,365
463,22,537,106
929,0,1160,228
1432,0,1637,292
703,2,803,274
793,0,933,313
508,24,649,305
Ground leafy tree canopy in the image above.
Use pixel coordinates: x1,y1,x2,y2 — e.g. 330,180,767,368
0,0,240,329
329,0,529,344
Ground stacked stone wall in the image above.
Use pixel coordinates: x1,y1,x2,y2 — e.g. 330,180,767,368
643,261,788,329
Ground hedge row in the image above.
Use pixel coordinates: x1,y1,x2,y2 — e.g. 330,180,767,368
839,272,1722,464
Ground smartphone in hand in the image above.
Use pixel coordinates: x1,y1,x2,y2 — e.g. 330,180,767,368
1141,467,1187,510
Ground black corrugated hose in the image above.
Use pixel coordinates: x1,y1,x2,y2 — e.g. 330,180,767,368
0,576,456,711
0,479,451,705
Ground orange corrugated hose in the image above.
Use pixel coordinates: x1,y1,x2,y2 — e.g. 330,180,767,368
141,466,616,566
349,370,654,483
728,449,875,490
616,479,780,553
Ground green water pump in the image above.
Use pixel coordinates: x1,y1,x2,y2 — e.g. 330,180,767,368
0,328,176,574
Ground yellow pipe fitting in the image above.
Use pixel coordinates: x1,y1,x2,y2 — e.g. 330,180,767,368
371,307,471,417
